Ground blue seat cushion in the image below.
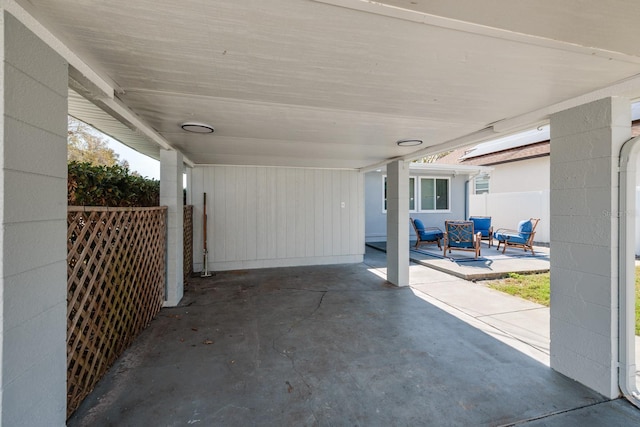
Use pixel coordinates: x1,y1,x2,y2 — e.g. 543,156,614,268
413,218,443,241
419,229,443,241
448,240,474,248
494,220,532,244
493,232,527,244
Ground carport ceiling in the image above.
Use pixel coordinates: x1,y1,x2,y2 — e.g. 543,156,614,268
26,0,640,169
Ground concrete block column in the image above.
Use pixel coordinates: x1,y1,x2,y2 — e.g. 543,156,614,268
0,11,68,425
386,160,409,286
160,150,184,307
549,97,630,397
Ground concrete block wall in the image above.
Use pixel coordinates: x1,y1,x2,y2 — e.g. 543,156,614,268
549,97,630,398
0,11,68,425
160,150,184,307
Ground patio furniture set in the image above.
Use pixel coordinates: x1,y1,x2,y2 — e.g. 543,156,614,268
410,217,540,259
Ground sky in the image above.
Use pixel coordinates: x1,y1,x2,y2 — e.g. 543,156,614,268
105,135,160,180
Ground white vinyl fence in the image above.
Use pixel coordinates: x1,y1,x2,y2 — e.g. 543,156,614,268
470,190,550,244
472,188,640,255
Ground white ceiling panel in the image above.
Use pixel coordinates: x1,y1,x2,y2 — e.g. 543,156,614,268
22,0,640,169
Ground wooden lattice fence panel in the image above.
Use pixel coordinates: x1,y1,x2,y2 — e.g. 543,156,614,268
183,205,193,281
66,206,167,418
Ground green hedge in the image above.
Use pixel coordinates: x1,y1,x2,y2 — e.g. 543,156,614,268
68,161,159,207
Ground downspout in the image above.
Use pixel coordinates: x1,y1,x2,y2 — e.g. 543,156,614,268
618,135,640,407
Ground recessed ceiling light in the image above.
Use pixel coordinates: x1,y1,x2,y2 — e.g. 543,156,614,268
181,122,215,133
397,139,423,146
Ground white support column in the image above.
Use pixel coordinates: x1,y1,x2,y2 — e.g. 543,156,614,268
160,150,184,307
549,97,630,398
386,160,409,286
0,11,68,425
185,166,193,205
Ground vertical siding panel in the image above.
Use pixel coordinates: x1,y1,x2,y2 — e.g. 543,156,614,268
332,171,341,255
323,170,333,256
304,169,315,258
286,169,297,258
295,169,306,257
222,167,234,261
267,168,277,259
256,167,267,260
236,167,248,261
314,169,324,257
340,170,350,255
213,167,226,262
245,167,257,261
349,171,359,254
276,168,287,258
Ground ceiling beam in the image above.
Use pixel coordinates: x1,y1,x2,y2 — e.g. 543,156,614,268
312,0,640,64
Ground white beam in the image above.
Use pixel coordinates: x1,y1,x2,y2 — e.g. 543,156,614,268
100,96,195,167
2,0,116,98
312,0,640,64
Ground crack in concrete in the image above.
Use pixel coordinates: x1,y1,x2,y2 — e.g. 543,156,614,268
271,290,328,396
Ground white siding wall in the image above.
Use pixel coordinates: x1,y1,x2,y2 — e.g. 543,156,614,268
190,166,364,271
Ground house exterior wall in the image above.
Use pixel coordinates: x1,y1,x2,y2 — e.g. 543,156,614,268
487,156,550,193
365,169,469,242
190,165,364,271
0,12,68,425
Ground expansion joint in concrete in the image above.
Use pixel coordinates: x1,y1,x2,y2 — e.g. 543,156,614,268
496,398,612,426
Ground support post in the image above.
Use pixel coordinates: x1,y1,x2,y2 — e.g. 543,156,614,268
0,11,68,425
386,160,410,286
549,96,630,397
160,150,184,306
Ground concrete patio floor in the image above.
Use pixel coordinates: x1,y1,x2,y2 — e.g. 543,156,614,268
367,241,550,280
67,248,640,426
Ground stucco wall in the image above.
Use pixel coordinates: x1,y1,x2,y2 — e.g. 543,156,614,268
190,166,364,271
365,169,470,242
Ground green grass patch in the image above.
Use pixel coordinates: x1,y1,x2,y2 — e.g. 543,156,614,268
487,268,640,335
488,272,550,307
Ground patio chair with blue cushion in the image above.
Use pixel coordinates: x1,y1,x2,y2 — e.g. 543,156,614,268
442,220,482,259
469,216,493,247
410,218,444,249
494,218,540,255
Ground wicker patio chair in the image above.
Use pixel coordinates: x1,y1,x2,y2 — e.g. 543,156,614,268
442,220,482,259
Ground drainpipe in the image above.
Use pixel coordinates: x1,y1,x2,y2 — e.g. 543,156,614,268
618,135,640,407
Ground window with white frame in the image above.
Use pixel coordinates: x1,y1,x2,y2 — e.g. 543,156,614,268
474,175,489,194
383,176,416,212
419,177,449,211
383,175,449,212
